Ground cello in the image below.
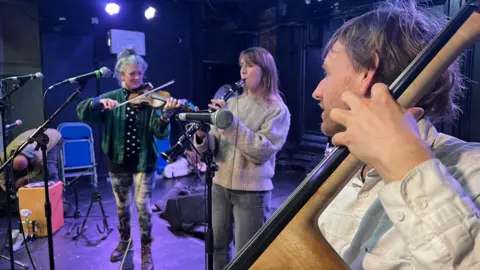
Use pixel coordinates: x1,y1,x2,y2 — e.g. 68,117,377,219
225,1,480,269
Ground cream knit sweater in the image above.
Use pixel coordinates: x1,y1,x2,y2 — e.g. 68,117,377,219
194,94,291,191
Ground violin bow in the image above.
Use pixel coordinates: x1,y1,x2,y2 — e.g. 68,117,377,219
114,79,175,109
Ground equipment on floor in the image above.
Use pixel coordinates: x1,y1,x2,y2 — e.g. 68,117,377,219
0,228,28,269
20,209,37,241
62,169,113,242
71,190,113,242
18,181,64,237
155,181,206,231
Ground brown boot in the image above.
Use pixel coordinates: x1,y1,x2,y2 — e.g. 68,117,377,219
110,229,133,262
141,237,154,270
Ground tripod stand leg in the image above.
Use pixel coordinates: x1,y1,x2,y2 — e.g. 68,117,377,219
0,254,28,269
72,191,112,242
67,217,78,235
73,196,95,240
94,193,113,240
63,199,73,209
66,185,82,235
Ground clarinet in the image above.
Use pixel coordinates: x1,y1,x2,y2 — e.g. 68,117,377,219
160,79,244,163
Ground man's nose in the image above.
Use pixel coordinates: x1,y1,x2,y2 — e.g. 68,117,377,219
312,79,325,100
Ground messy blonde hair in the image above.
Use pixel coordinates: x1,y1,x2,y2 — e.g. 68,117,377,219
324,0,465,123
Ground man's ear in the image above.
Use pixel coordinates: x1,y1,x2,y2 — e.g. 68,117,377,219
358,52,380,98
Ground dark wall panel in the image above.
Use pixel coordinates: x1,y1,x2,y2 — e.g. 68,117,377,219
42,35,96,126
275,25,307,145
0,1,43,148
40,34,105,175
304,46,323,133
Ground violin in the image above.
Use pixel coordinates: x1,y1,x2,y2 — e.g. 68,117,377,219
115,80,196,112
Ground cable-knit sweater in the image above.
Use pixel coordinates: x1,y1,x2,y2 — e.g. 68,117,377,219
194,94,291,191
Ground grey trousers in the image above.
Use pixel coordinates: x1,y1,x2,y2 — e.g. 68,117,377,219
212,183,271,270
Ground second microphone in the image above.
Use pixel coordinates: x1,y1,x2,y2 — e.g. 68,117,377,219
176,109,234,129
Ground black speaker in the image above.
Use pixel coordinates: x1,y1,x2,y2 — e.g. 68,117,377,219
155,182,206,231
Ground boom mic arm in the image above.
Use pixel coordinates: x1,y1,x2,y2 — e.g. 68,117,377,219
47,67,111,90
161,123,202,163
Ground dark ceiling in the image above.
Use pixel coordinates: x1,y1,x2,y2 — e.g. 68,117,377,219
3,0,448,33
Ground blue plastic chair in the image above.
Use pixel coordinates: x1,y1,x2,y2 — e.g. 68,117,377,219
57,122,98,187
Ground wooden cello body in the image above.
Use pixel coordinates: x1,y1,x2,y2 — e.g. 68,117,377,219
225,1,480,269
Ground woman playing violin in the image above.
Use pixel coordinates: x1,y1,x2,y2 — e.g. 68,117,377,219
76,47,180,270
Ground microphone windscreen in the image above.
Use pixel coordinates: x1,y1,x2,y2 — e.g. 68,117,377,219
100,67,112,78
213,109,234,129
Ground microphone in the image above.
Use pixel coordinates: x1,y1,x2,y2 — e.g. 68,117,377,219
177,109,234,129
1,72,44,82
47,67,111,89
5,119,22,131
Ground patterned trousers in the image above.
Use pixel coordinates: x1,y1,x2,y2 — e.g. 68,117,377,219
109,172,155,239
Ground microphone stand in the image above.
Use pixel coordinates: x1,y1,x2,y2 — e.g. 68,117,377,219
0,80,88,270
161,121,216,270
160,79,243,270
0,79,29,270
200,125,216,270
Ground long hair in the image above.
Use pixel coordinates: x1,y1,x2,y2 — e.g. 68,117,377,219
239,47,283,103
324,0,465,123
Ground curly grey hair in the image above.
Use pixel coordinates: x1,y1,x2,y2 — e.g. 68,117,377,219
114,47,148,85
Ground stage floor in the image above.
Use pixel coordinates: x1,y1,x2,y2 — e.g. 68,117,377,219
0,168,304,270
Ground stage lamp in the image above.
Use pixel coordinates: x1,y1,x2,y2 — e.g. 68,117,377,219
105,3,120,15
145,7,156,19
